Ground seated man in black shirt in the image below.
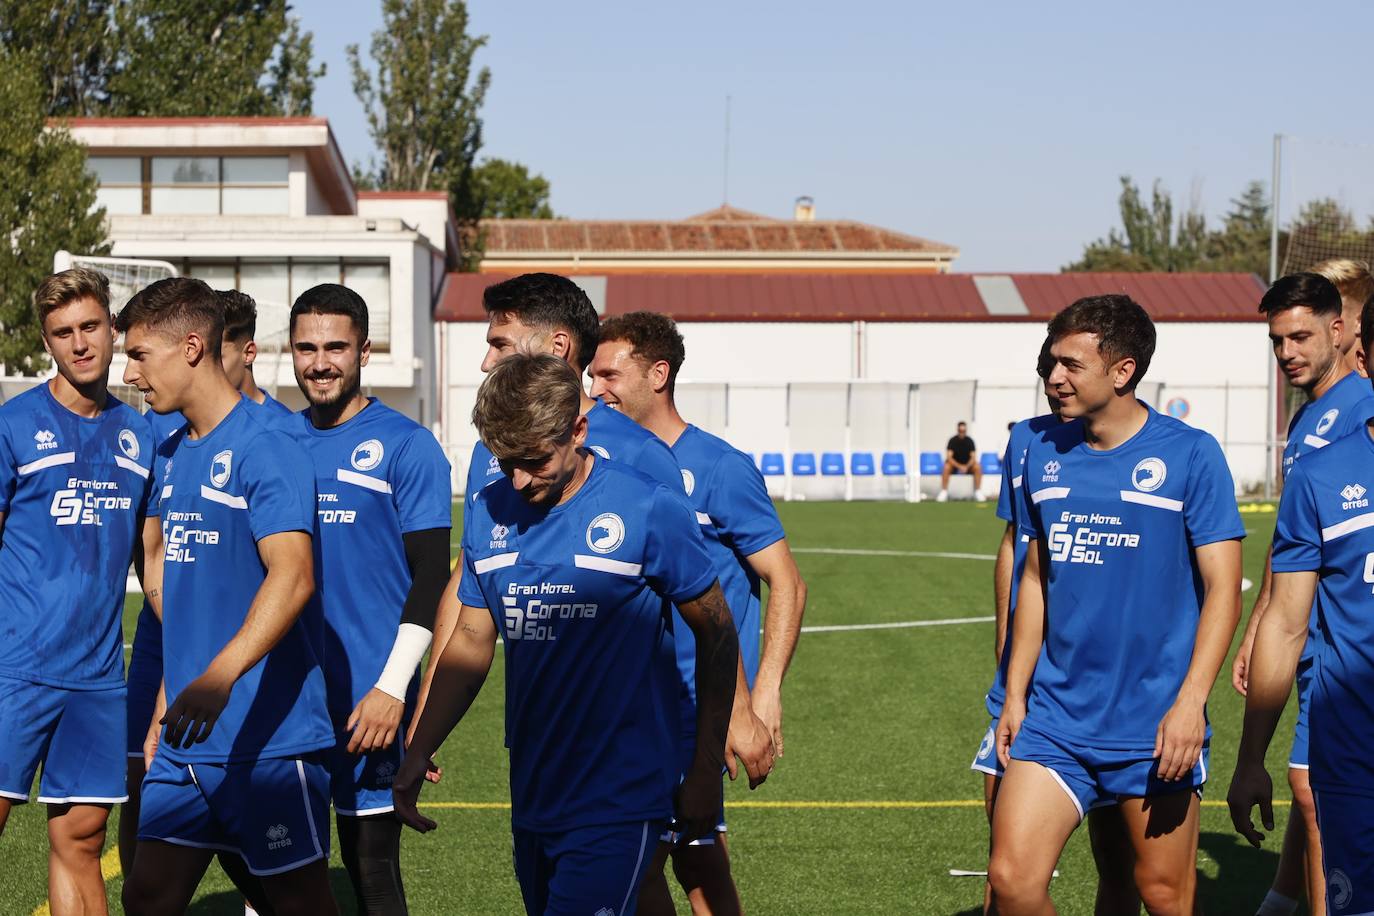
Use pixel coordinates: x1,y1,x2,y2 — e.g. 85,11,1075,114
938,421,986,502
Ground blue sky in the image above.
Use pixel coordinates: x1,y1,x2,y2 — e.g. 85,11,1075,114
294,0,1374,272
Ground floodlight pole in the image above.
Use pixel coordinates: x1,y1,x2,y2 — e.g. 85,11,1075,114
1265,134,1282,500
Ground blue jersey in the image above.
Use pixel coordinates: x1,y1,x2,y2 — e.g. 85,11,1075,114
986,413,1062,717
671,425,784,704
295,399,452,719
463,399,682,520
1283,372,1374,478
256,390,293,417
0,385,155,688
1281,372,1374,663
1019,406,1244,749
1273,424,1374,796
156,400,331,762
459,458,716,832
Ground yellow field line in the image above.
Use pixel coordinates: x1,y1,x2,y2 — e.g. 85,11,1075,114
415,799,1291,811
31,846,122,916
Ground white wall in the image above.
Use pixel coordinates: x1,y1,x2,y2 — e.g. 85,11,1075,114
441,319,1274,493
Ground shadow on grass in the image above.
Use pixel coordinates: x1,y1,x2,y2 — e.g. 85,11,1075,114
1198,830,1283,914
185,867,357,915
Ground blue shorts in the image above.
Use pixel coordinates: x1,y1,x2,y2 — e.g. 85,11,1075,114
1313,788,1374,915
513,819,659,916
971,717,1003,778
658,735,726,846
0,675,127,805
1290,659,1314,770
328,734,404,817
138,752,330,876
1010,721,1208,821
125,607,162,758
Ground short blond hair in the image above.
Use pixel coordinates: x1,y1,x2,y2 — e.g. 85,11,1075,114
34,268,111,325
472,353,582,459
1310,258,1374,309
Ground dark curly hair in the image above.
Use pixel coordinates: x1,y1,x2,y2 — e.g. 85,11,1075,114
1258,272,1342,319
597,311,686,394
483,273,600,372
115,277,224,359
1046,294,1155,390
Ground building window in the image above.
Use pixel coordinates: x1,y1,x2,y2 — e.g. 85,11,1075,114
87,156,290,216
169,257,391,351
87,157,141,215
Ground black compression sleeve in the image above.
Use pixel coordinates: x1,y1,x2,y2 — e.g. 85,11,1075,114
400,527,451,631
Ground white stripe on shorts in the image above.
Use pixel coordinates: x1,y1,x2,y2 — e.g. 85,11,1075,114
621,821,651,916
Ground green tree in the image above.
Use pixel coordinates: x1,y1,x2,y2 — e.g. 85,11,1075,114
1066,177,1206,272
0,0,116,116
1204,181,1273,276
107,0,322,117
464,158,555,219
349,0,555,268
0,49,109,372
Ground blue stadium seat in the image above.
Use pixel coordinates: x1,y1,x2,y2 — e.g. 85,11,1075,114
851,452,876,476
760,452,785,476
820,452,845,476
881,451,908,476
981,452,1001,475
919,452,942,476
792,452,817,476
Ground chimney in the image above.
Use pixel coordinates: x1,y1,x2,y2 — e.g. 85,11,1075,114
793,195,815,222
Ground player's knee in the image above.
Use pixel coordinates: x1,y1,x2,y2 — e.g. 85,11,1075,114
122,869,170,916
987,852,1035,907
1132,863,1190,916
671,842,729,892
48,805,108,860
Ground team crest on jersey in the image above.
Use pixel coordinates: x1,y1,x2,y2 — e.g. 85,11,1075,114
1342,483,1370,510
590,445,610,459
1316,408,1340,437
682,469,696,495
490,523,509,548
1042,460,1061,483
33,429,57,451
210,450,233,489
351,438,384,471
117,428,140,460
1329,868,1353,910
594,908,615,916
586,512,625,554
1132,457,1167,492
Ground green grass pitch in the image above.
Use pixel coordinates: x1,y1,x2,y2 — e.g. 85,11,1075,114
1,500,1296,914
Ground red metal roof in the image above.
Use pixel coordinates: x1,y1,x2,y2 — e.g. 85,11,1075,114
435,272,1267,323
59,116,329,127
480,218,957,257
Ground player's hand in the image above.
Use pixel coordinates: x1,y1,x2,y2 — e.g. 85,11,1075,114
142,719,161,770
725,704,775,789
751,686,785,758
996,701,1025,769
1226,758,1275,848
1232,636,1254,696
161,668,234,750
402,726,444,783
391,754,438,833
674,766,723,846
347,688,405,754
1154,697,1206,782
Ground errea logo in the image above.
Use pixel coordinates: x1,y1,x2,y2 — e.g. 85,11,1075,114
34,430,57,451
1042,460,1061,483
1342,484,1369,511
265,824,292,851
490,523,509,549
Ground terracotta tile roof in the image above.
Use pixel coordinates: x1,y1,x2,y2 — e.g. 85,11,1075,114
435,272,1266,323
479,215,958,257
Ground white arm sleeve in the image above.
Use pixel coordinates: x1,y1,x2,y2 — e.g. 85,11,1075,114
375,622,433,701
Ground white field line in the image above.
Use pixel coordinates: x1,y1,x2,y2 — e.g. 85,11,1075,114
802,617,993,634
793,547,996,561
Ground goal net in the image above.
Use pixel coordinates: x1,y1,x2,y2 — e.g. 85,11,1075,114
1276,136,1374,275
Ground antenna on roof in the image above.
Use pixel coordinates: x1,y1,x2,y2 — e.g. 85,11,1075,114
722,94,732,204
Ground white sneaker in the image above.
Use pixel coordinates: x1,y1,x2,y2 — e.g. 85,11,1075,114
936,490,948,502
975,491,987,503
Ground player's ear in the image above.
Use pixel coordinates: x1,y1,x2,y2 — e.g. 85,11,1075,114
1357,344,1370,380
242,339,257,368
570,414,588,447
549,329,573,365
359,337,371,368
651,359,670,394
1112,356,1136,392
185,331,207,367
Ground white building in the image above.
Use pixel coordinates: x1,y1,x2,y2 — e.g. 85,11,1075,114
69,116,460,425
